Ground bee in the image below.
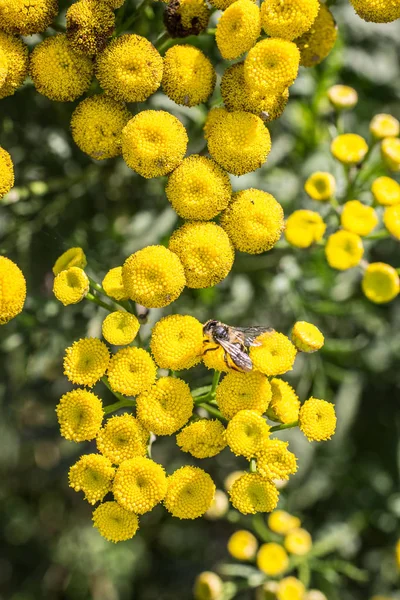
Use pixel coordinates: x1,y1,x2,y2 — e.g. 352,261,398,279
203,320,274,373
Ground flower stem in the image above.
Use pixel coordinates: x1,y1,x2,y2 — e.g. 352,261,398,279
156,31,171,53
210,370,221,396
102,376,135,405
270,420,299,433
197,402,227,422
104,398,136,415
364,230,390,240
88,276,131,312
86,292,116,312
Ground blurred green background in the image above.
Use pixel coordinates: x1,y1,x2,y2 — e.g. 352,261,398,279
1,0,400,598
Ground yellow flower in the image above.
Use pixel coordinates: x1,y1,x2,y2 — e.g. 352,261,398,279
216,0,261,61
69,454,115,504
113,457,167,514
66,0,115,55
304,172,336,202
277,577,306,600
71,95,131,160
150,314,204,371
341,200,378,237
207,111,271,176
331,133,369,165
95,34,163,102
250,331,297,376
64,338,110,387
299,397,337,442
284,528,312,555
349,0,400,23
305,592,328,600
371,176,400,206
325,230,364,270
0,0,57,35
215,371,272,419
370,114,400,140
227,530,258,561
102,266,129,301
285,210,326,248
56,388,104,442
226,410,270,459
396,539,400,569
362,262,400,304
268,510,301,535
0,146,14,199
381,137,400,172
244,38,300,94
261,0,319,41
122,245,186,308
291,321,324,353
122,110,188,178
295,3,337,68
193,572,224,600
53,267,89,306
176,419,227,458
384,204,400,239
205,489,229,520
327,84,358,110
53,247,87,275
0,256,26,325
165,155,232,221
107,347,157,396
203,107,228,140
268,378,300,424
162,45,215,107
169,222,234,289
92,501,139,543
229,473,279,514
220,189,284,254
164,465,216,519
97,414,148,464
0,32,29,99
102,311,140,346
30,34,94,102
136,377,194,435
256,439,298,480
224,470,246,491
164,0,210,38
257,542,289,576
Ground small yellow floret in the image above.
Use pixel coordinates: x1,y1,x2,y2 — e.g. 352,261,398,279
284,528,312,555
371,176,400,206
229,472,279,514
341,200,378,237
257,542,289,576
226,410,270,459
370,114,400,140
268,378,300,424
299,397,337,442
193,572,224,600
381,137,400,172
66,0,115,55
245,38,300,94
227,530,258,561
69,454,115,504
56,388,104,442
164,465,216,519
384,204,400,239
256,439,298,480
162,45,215,107
285,210,326,248
268,510,301,535
203,107,228,141
216,0,261,61
362,262,400,304
0,146,14,199
53,247,87,275
215,371,272,420
277,577,306,600
64,338,110,387
325,230,364,270
177,419,227,458
102,311,140,346
0,255,26,325
53,267,89,306
107,347,157,396
0,32,29,99
97,414,148,464
295,3,337,68
93,501,139,543
150,314,204,371
331,134,368,165
327,84,358,110
113,457,167,514
250,331,297,376
0,0,57,35
304,172,336,202
349,0,400,23
102,266,129,301
291,321,324,353
261,0,319,41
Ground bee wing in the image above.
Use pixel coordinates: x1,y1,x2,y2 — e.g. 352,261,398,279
217,338,253,372
233,326,275,347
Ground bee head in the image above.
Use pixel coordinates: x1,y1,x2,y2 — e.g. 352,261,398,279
203,319,218,335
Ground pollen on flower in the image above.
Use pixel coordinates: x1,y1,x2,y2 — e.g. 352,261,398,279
267,378,300,424
113,457,167,514
0,147,14,200
176,420,227,458
257,542,289,576
227,530,258,561
215,371,272,419
164,465,216,519
102,267,129,302
325,230,364,270
295,3,337,68
216,0,261,61
304,172,336,202
63,338,110,387
244,38,300,94
299,397,337,442
371,176,400,206
268,510,301,535
349,0,400,23
384,204,400,240
284,528,312,555
261,0,320,41
53,247,87,276
331,133,369,165
226,410,270,459
164,0,210,38
53,267,89,306
162,45,215,107
102,311,140,346
0,32,29,99
255,439,298,480
56,388,104,442
327,84,358,110
284,210,326,248
340,200,378,237
0,0,58,35
66,0,115,55
97,414,149,464
150,314,204,371
69,454,115,504
92,501,139,543
361,262,400,304
250,331,297,376
229,472,279,514
107,347,157,396
381,137,400,172
291,321,324,353
370,113,400,139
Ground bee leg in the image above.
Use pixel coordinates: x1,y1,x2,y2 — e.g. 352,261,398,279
202,345,220,356
223,351,242,372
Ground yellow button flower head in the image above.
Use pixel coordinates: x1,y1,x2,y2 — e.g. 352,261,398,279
93,501,139,543
349,0,400,23
299,397,337,442
291,321,324,353
136,377,194,435
122,111,188,178
205,489,229,520
284,528,312,555
229,472,279,514
371,176,400,206
226,410,270,459
228,530,258,561
216,0,261,61
53,267,89,306
53,247,87,275
220,189,284,254
0,32,29,99
305,592,328,600
0,146,14,199
66,0,115,55
261,0,319,41
381,137,400,172
250,331,297,376
277,577,305,600
268,378,300,424
245,38,300,94
256,439,298,480
162,45,215,107
341,200,378,237
325,230,364,270
304,172,336,202
150,314,204,371
207,111,272,176
370,114,400,140
362,262,400,304
331,133,368,165
164,0,210,38
285,210,326,248
102,266,129,302
268,510,301,535
203,107,228,140
113,457,167,514
224,470,246,491
169,222,234,289
384,204,400,239
257,542,289,576
216,372,272,419
327,84,358,110
0,0,57,35
193,572,224,600
71,95,131,160
176,419,227,458
95,34,163,102
295,3,337,68
97,414,148,464
107,347,157,396
164,465,216,519
166,155,232,221
0,49,6,88
122,245,186,308
396,539,400,569
64,338,110,387
56,388,104,442
102,312,140,346
69,454,115,504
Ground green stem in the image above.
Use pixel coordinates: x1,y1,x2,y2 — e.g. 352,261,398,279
364,229,390,240
102,376,135,404
156,31,171,53
104,398,136,415
210,370,221,397
50,22,66,33
86,292,116,312
192,385,212,398
252,513,273,543
249,458,257,473
88,276,131,312
270,420,298,433
197,402,227,422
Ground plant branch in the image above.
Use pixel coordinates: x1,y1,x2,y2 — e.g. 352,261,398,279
270,420,299,433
